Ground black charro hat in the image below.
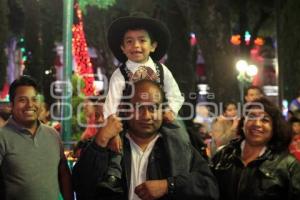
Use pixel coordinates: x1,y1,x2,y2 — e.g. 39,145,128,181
107,12,171,63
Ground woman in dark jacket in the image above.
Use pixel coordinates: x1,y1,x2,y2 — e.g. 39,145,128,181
211,98,300,200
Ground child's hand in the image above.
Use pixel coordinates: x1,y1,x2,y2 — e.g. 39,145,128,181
108,135,123,153
163,110,176,123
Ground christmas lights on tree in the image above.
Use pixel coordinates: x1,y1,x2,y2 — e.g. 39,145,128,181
72,3,95,96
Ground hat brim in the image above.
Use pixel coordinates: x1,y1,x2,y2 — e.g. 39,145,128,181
107,16,170,63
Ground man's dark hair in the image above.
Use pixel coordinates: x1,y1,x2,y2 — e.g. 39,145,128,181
237,97,292,152
245,85,264,96
9,75,39,103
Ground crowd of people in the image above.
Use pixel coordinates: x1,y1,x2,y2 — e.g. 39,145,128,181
1,13,300,200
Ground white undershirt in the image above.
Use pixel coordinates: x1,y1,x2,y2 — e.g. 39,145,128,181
126,133,161,200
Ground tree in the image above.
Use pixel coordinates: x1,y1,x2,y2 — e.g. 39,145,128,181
155,0,196,122
0,0,8,90
189,0,239,104
7,0,24,35
23,0,43,85
40,0,63,105
83,6,117,78
277,0,300,102
78,0,116,12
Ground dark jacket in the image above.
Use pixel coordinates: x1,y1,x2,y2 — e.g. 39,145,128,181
211,139,300,200
72,126,219,200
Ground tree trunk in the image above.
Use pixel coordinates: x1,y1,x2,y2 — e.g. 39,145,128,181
277,0,300,102
162,0,196,125
191,0,239,104
0,0,8,90
40,0,63,104
23,0,43,85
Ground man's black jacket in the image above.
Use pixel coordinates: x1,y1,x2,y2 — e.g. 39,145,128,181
72,126,219,200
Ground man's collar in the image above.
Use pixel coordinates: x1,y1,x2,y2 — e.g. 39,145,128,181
6,117,40,134
125,132,161,151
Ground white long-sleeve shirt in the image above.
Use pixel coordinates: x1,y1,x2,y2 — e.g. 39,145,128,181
103,57,184,118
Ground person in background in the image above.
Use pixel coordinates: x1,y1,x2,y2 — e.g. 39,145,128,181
38,101,61,132
187,122,210,160
210,101,240,156
80,97,104,141
38,102,51,124
211,97,300,200
0,75,73,200
72,98,104,159
0,108,10,127
287,110,295,122
289,116,300,161
244,85,264,103
289,90,300,113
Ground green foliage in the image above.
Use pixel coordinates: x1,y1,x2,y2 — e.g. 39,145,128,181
78,0,116,12
71,75,86,139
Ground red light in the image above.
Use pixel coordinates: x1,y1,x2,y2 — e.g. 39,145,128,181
72,3,95,96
